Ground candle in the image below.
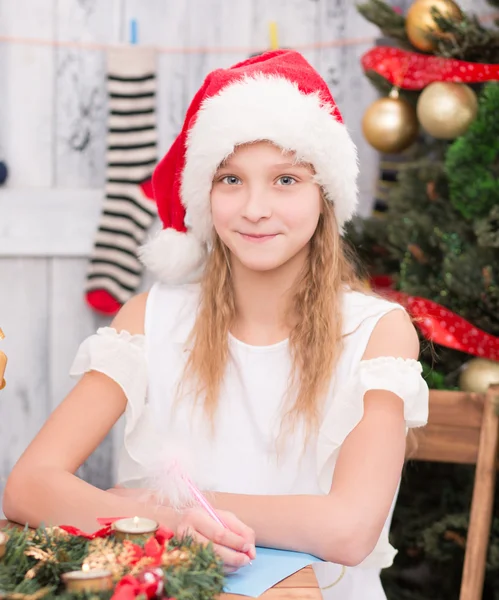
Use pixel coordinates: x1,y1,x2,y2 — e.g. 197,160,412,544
62,565,113,593
0,532,8,559
269,21,279,50
112,516,158,541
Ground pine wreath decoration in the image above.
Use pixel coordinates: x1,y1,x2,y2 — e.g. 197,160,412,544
0,522,225,600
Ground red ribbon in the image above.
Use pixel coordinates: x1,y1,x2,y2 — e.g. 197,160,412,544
59,524,113,539
361,46,499,90
373,278,499,361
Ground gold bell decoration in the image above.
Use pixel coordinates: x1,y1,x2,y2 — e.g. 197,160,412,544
362,88,419,153
459,358,499,394
417,81,478,139
406,0,463,52
0,328,7,390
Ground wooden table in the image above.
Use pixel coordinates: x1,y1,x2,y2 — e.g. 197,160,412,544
0,520,320,598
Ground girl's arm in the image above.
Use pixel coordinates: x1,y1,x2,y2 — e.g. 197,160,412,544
2,293,175,532
4,292,254,571
208,309,420,565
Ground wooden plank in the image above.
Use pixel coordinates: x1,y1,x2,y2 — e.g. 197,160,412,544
0,189,102,257
49,258,116,490
459,385,499,600
426,390,484,430
0,259,50,516
412,424,481,465
0,0,55,187
54,0,122,188
181,0,252,105
316,1,380,217
250,0,319,67
275,566,318,588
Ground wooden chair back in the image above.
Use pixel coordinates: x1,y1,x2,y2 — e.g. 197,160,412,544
408,385,499,600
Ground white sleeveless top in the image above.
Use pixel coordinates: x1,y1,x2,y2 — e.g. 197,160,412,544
70,282,428,599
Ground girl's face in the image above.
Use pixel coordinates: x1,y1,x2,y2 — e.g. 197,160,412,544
210,142,322,273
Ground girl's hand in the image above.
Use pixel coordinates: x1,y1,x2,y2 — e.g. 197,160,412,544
176,507,256,573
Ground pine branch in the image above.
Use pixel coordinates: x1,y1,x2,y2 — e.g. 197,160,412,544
445,82,499,222
356,0,411,45
430,9,499,62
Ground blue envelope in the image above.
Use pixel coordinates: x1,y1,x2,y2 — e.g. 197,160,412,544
224,546,322,597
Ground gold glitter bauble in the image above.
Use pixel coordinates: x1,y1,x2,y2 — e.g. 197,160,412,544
417,82,478,139
406,0,463,52
362,89,419,153
459,359,499,394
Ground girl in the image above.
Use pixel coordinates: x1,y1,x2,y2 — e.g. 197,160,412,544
4,50,428,598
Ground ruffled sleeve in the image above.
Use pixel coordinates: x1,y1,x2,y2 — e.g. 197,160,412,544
317,357,429,495
70,326,147,406
69,327,159,474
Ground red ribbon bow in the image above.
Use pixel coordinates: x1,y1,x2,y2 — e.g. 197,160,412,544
361,46,499,90
372,277,499,361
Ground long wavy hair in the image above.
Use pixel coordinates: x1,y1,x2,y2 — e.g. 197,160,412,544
179,195,367,437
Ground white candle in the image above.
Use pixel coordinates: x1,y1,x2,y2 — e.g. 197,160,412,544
62,565,113,592
0,532,8,559
112,516,158,540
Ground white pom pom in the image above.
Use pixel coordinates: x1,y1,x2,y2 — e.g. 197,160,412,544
144,440,198,511
139,228,207,285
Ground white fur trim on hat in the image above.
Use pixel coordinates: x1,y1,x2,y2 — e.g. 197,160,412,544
181,74,359,245
139,228,207,285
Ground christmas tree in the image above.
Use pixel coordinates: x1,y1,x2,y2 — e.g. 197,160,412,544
346,1,499,598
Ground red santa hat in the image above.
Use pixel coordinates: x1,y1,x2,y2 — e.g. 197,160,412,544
139,49,359,284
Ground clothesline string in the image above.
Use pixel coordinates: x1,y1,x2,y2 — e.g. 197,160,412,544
0,11,496,55
0,34,377,54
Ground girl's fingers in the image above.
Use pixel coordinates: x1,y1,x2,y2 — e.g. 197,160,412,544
177,524,250,571
187,510,250,554
217,511,256,557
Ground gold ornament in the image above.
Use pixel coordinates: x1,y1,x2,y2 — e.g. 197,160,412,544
417,82,478,139
459,358,499,394
406,0,463,52
362,89,419,153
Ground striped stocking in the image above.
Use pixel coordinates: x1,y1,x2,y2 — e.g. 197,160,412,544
85,47,158,315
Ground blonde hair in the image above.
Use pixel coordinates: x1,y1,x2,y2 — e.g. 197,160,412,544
180,197,366,436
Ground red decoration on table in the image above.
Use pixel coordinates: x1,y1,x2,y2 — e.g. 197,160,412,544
59,524,113,539
361,46,499,90
372,277,499,361
111,572,163,600
59,519,174,545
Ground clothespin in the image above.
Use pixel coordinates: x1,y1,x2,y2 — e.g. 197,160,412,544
269,21,279,50
0,328,7,391
129,18,138,45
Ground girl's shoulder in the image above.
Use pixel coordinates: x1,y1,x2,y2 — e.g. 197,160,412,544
144,282,202,341
341,288,405,336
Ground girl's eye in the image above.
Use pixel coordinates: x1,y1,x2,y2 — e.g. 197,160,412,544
276,176,297,186
221,175,242,185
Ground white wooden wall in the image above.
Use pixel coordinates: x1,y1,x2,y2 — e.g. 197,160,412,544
0,0,490,508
